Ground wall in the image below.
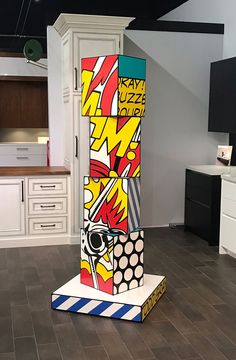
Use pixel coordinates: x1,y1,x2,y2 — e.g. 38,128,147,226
161,0,236,59
0,57,47,76
47,26,64,166
124,30,227,226
0,129,48,143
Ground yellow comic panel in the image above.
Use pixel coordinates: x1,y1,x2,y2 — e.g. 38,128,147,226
118,78,146,117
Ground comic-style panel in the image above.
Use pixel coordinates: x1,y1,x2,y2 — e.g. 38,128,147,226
118,55,146,118
113,228,144,294
142,278,167,321
80,228,144,295
80,228,114,295
81,55,118,117
84,177,140,234
81,55,146,117
90,116,141,178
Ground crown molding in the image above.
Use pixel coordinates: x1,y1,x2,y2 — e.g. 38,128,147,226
54,13,134,36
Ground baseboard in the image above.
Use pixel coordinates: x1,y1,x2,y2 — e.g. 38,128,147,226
142,224,169,228
0,235,72,248
70,233,80,244
169,222,184,228
221,247,236,259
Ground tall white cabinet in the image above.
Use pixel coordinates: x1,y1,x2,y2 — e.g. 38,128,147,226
52,14,134,241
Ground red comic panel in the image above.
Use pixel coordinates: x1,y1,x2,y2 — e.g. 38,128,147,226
84,177,128,234
90,116,141,177
81,55,118,116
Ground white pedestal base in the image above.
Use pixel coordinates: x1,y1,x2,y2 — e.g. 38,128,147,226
51,274,166,322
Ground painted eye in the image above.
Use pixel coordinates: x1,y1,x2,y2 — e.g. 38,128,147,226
90,233,103,249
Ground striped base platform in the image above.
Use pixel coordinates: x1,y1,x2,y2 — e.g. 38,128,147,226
51,274,166,322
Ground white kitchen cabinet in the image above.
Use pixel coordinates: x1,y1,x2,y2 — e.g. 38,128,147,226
28,197,67,216
0,168,70,247
53,14,134,240
28,216,67,235
220,177,236,256
28,177,67,196
27,176,69,237
0,143,47,166
0,179,25,236
72,32,120,92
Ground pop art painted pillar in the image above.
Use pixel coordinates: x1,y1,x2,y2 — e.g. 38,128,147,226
80,55,145,295
51,54,166,322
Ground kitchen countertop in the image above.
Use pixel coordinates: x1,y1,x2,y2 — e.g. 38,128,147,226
0,166,70,176
221,174,236,183
187,165,236,176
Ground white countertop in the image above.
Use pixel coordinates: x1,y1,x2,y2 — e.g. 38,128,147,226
187,165,236,176
221,174,236,183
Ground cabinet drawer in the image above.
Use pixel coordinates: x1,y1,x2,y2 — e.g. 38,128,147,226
29,217,67,235
28,178,67,195
220,214,236,253
0,144,47,155
221,197,236,218
28,197,67,216
0,154,47,166
186,170,212,206
185,198,212,242
222,180,236,201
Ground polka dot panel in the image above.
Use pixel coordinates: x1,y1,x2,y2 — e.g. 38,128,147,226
113,228,144,294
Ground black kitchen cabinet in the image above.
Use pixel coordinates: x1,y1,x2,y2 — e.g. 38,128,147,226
184,168,221,246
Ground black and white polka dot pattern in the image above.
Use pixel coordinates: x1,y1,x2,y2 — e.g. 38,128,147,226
113,229,144,294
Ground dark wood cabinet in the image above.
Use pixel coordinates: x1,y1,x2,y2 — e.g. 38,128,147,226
184,168,221,246
0,76,48,128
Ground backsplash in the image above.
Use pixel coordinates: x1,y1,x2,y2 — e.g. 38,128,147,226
0,128,49,142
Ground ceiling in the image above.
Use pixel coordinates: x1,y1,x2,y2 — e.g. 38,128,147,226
0,0,188,54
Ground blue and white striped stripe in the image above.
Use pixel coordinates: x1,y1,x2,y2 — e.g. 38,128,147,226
51,294,142,322
128,178,140,232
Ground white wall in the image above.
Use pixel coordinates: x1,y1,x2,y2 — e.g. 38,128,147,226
0,57,47,76
161,0,236,59
124,31,227,226
47,26,64,166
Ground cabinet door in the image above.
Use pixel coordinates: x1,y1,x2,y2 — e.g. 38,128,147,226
0,179,25,236
0,79,48,128
62,33,71,96
73,33,120,92
73,94,89,233
20,80,48,128
0,81,21,127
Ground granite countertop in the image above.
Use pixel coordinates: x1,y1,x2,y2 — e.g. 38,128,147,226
187,165,236,176
0,166,70,176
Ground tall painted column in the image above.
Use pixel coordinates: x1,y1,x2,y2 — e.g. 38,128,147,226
51,54,166,322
